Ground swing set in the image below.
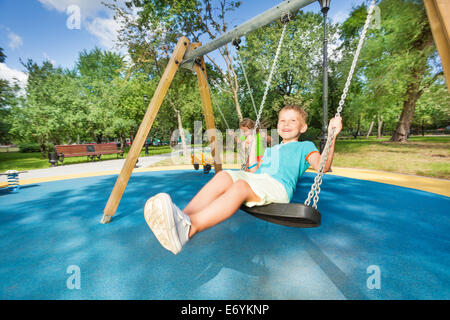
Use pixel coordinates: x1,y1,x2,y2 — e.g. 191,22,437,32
101,0,450,227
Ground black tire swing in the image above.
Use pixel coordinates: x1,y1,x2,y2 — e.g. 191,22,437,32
237,2,376,228
241,203,321,228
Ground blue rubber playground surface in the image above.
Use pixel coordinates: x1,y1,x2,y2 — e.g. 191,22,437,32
0,170,449,299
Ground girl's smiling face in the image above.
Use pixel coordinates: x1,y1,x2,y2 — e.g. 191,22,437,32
277,109,307,142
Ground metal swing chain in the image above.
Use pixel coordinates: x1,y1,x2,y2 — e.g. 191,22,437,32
234,40,259,116
232,38,259,169
242,20,288,170
304,0,376,209
208,69,251,168
211,88,231,130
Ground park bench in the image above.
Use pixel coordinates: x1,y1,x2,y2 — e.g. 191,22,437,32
54,143,124,164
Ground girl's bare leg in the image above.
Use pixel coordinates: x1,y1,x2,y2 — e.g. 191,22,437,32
188,180,260,238
183,171,233,216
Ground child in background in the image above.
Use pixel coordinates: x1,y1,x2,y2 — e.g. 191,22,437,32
230,118,271,170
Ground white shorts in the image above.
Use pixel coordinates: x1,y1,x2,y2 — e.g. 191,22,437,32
223,170,289,207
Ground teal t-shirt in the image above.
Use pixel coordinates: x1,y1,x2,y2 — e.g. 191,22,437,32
255,141,319,201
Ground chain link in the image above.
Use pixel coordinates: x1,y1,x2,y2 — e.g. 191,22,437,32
243,22,288,168
304,127,335,208
305,0,376,209
236,49,258,116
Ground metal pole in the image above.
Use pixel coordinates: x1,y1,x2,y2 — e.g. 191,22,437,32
181,0,315,65
320,6,329,153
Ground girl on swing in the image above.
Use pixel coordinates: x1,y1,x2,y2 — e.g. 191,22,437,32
230,118,272,170
144,105,342,254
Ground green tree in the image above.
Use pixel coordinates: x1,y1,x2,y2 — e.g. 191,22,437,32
77,47,125,82
0,47,20,144
342,0,445,142
75,48,128,143
0,47,5,63
109,0,245,120
10,59,84,155
413,74,450,133
237,11,334,131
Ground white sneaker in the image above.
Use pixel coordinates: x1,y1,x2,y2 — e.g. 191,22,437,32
172,203,191,248
144,193,181,255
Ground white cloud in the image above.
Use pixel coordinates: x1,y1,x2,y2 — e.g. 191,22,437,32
85,16,123,49
331,11,349,24
37,0,108,17
8,32,23,49
42,52,56,65
0,63,28,90
37,0,124,51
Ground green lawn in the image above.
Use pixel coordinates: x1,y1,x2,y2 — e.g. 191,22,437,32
148,136,450,180
0,146,172,172
1,137,449,179
329,135,450,179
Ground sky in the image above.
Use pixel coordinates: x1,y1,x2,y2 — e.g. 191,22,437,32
0,0,368,89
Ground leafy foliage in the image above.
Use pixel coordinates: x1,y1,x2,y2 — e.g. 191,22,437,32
3,0,449,152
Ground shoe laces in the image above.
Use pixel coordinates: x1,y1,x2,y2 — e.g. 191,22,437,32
173,205,191,227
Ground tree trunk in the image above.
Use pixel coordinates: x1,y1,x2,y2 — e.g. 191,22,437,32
175,109,188,157
390,69,425,142
40,143,46,158
366,118,375,139
390,20,432,142
41,134,48,158
120,136,125,151
232,88,243,122
129,130,134,145
377,115,383,139
167,98,188,156
353,115,361,139
200,47,243,123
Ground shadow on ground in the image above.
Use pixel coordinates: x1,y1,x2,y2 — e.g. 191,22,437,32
0,170,448,299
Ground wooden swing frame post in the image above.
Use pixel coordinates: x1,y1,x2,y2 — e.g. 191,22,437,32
423,0,450,90
101,37,190,223
192,43,223,173
101,40,222,223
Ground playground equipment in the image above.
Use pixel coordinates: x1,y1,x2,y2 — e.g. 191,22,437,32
0,170,28,192
191,148,213,174
101,0,316,224
101,0,450,225
239,0,376,228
